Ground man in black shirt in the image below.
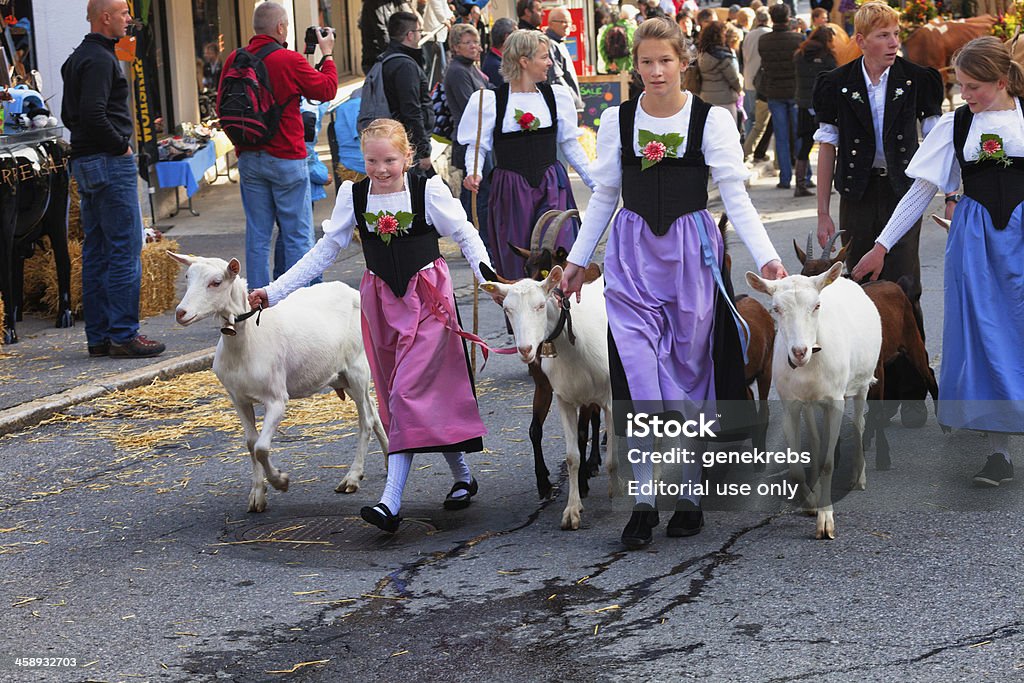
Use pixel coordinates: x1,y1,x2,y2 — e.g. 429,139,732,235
517,0,542,31
61,0,165,358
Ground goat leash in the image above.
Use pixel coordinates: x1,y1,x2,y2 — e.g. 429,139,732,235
544,288,576,347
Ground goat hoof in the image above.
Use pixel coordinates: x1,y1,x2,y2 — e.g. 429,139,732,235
270,472,290,492
815,512,835,539
560,509,581,530
335,476,361,494
537,481,554,500
875,453,891,471
248,492,267,513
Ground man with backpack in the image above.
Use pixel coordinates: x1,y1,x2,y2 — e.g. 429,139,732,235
363,12,435,174
217,1,338,291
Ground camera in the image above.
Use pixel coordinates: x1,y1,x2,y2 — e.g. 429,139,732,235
304,26,334,54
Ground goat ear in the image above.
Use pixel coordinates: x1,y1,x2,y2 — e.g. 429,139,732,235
167,251,195,266
544,265,563,293
227,258,241,277
480,281,508,304
508,243,531,259
817,261,845,290
834,243,850,264
793,239,808,265
745,271,773,295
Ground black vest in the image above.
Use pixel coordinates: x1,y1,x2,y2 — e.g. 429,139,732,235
953,100,1024,230
619,95,712,236
354,173,441,297
492,82,558,187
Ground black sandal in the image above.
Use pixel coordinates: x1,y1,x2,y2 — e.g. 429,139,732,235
443,478,478,510
360,503,402,534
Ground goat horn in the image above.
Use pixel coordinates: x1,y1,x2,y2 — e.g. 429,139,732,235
805,233,814,259
823,230,845,258
541,209,580,255
530,210,562,253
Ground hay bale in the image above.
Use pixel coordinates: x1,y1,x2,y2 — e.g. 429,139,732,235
334,163,365,185
578,127,598,163
68,177,83,242
41,239,83,317
21,240,55,311
139,238,181,319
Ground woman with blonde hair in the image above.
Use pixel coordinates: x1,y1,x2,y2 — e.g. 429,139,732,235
458,29,595,278
853,36,1024,487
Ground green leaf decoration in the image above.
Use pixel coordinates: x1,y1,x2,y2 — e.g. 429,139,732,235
640,156,657,172
637,128,685,171
637,129,656,146
363,211,381,225
394,211,415,229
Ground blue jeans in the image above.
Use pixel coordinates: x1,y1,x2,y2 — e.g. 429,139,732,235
743,89,757,137
237,152,313,290
767,99,797,186
71,153,143,346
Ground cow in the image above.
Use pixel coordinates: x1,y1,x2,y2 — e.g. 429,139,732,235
0,137,75,344
902,17,998,110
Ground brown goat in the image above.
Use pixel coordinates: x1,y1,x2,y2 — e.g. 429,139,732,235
719,214,775,455
506,210,604,500
796,233,938,470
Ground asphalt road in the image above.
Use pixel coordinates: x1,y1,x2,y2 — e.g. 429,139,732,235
1,159,1022,683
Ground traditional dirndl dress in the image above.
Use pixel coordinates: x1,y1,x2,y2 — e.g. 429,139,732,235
465,83,581,279
353,173,487,453
931,101,1024,433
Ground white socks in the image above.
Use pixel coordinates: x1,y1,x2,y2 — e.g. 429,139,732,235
443,452,472,498
989,433,1012,463
629,434,656,507
379,452,413,515
378,452,474,513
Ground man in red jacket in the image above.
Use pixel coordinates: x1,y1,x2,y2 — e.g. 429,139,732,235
220,1,338,290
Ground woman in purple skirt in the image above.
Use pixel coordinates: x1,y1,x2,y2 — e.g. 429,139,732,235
562,18,788,549
459,29,595,279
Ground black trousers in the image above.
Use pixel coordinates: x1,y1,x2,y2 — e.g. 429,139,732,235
839,175,925,339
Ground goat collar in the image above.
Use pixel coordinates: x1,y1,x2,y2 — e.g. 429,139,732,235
221,305,262,336
544,289,576,347
787,345,822,369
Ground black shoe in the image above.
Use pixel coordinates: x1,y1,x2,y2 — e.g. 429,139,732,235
109,335,166,358
805,178,816,188
667,501,705,537
360,503,402,533
443,477,478,510
973,454,1013,487
88,340,110,357
900,400,928,428
621,504,660,550
776,182,791,190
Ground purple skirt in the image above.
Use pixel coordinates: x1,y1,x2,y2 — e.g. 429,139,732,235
486,162,579,279
604,208,723,414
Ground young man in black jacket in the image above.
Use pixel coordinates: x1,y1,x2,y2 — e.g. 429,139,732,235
61,0,165,358
380,12,436,173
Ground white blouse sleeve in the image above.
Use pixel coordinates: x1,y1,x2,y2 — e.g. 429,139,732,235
905,111,961,194
320,180,358,250
567,107,622,266
457,88,495,177
813,122,839,147
424,175,493,281
264,237,343,307
554,85,584,144
702,107,779,269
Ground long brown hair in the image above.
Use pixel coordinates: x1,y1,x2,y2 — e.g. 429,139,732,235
795,25,834,60
952,36,1024,98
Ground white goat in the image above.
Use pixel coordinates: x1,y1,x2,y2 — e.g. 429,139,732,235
746,263,881,540
170,253,388,513
482,266,615,530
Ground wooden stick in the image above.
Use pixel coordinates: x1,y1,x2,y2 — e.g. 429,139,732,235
470,88,485,376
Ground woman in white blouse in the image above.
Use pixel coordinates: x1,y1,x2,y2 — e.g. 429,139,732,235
459,29,595,278
853,37,1024,488
560,17,787,549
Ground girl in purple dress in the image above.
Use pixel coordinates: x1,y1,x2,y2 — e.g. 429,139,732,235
561,18,788,549
250,120,493,534
459,29,595,279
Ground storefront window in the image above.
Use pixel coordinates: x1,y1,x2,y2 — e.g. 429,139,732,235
318,0,353,76
192,0,240,120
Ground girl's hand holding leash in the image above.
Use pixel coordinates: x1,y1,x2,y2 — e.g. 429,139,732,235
248,289,269,310
759,259,788,280
560,263,587,303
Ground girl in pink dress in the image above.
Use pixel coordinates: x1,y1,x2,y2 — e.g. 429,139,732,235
250,119,492,533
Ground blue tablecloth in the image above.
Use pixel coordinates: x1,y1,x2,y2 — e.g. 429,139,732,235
155,143,217,197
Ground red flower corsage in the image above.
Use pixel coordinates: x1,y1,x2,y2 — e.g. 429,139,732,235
514,109,540,131
363,210,414,245
637,129,684,171
977,133,1012,167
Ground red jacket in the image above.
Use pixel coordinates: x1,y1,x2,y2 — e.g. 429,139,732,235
221,34,338,159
